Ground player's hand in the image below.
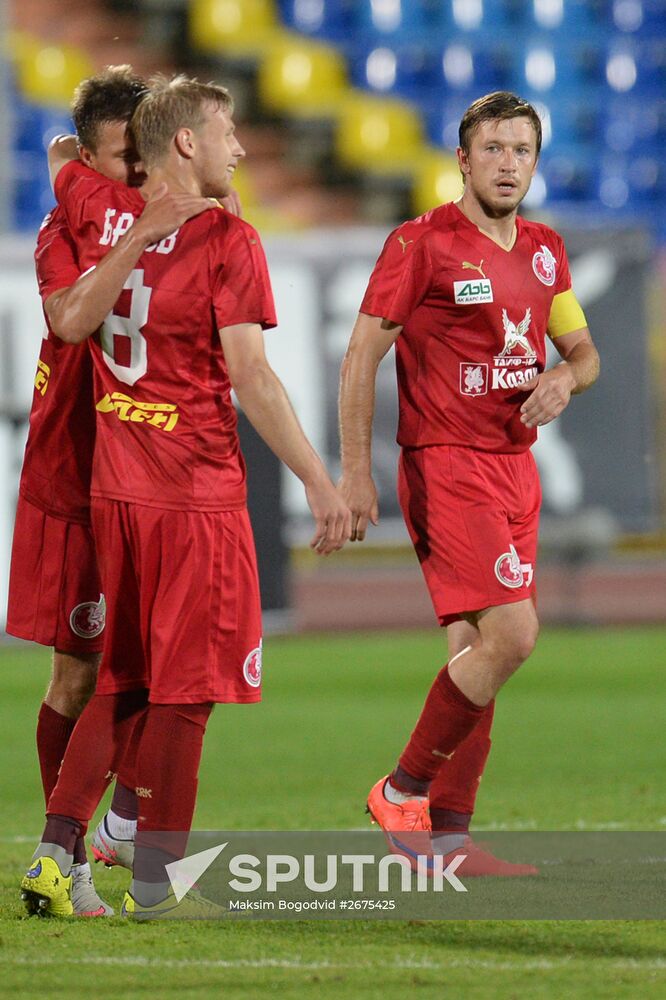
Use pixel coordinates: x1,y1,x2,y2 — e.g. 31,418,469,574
220,188,242,217
337,471,379,542
134,184,214,246
305,478,352,556
520,364,576,428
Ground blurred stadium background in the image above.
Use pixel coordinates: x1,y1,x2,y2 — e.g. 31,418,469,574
0,0,664,634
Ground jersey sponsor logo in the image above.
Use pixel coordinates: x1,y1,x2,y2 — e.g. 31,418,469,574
397,235,413,253
532,244,557,286
34,359,50,396
460,363,488,396
494,545,534,589
69,593,106,639
243,641,263,688
498,308,534,357
454,279,493,304
491,308,538,389
96,392,180,432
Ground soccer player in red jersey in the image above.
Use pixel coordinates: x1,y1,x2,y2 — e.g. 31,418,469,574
339,92,600,875
6,66,201,915
20,75,351,918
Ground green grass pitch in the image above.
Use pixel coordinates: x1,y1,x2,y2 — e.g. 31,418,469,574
1,627,665,998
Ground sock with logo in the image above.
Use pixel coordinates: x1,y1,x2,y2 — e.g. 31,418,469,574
397,664,487,789
429,699,495,834
47,690,148,825
131,703,213,906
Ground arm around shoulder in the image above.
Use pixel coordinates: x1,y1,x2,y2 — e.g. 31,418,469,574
48,135,79,190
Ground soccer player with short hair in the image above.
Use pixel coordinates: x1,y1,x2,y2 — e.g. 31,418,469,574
6,65,201,915
339,91,600,874
20,74,351,918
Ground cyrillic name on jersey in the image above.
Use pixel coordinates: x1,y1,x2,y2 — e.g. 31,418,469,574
96,391,179,432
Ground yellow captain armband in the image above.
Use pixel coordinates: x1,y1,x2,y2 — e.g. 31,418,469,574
547,289,588,339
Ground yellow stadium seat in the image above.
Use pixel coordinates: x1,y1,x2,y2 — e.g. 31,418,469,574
411,148,463,216
335,91,424,175
8,32,94,109
189,0,280,58
257,35,348,118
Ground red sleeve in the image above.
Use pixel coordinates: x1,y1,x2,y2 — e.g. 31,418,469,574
553,232,572,295
360,223,434,325
54,159,121,237
210,217,277,330
34,208,80,301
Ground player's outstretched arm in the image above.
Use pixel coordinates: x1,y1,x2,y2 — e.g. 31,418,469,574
338,312,401,541
45,186,213,343
220,323,351,556
520,327,600,428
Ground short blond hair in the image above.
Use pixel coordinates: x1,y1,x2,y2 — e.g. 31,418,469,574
131,74,233,167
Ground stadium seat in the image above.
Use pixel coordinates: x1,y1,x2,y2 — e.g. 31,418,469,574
410,148,463,216
539,145,596,201
348,42,436,102
352,0,435,43
275,0,352,42
257,34,348,116
189,0,282,57
9,32,94,110
335,91,424,174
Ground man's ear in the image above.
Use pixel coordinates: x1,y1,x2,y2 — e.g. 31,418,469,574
79,144,94,168
174,127,195,159
456,146,470,178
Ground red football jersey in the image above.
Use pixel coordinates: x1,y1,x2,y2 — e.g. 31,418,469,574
19,205,95,523
54,161,277,511
361,201,574,453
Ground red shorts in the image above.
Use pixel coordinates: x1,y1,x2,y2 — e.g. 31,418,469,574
91,498,262,704
6,494,105,654
398,446,541,626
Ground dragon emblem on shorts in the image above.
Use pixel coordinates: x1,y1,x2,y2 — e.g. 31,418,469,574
69,593,106,639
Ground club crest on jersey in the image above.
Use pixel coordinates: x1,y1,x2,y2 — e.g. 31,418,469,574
459,363,488,396
243,641,263,688
69,594,106,639
532,244,557,286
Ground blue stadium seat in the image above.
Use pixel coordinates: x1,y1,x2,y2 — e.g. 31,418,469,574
352,0,437,43
275,0,353,42
539,144,596,201
348,42,437,102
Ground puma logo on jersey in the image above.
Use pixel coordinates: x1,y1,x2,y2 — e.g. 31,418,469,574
432,749,456,760
462,259,486,279
397,235,413,253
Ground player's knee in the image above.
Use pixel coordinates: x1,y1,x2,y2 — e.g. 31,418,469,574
49,652,100,715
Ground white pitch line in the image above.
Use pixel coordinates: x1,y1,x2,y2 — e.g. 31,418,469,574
1,955,665,973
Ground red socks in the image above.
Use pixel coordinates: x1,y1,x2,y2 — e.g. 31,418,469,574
47,690,148,826
429,699,495,831
397,664,487,787
132,703,213,887
36,703,75,807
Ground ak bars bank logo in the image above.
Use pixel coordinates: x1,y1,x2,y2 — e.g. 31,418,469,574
164,840,469,905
